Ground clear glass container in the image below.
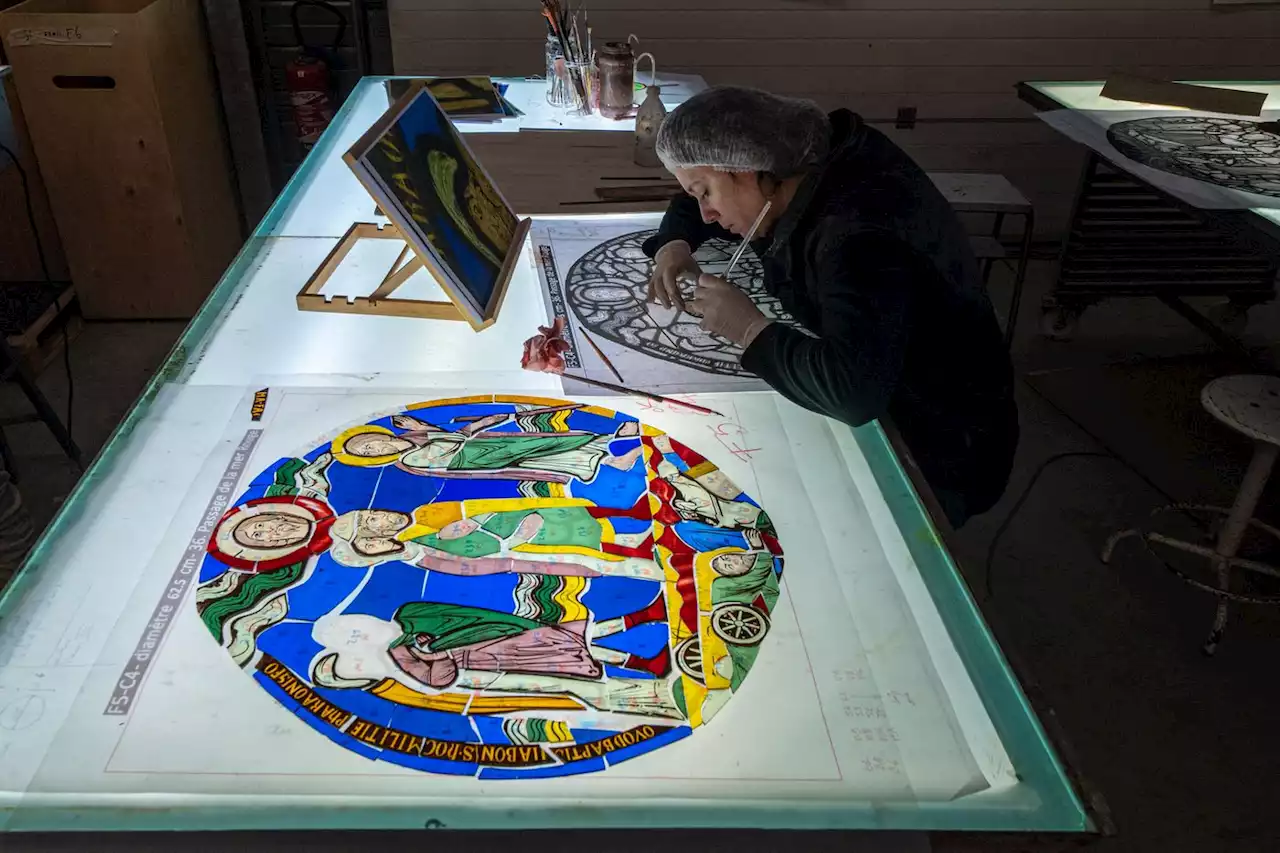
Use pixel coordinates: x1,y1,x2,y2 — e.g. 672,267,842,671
545,34,593,112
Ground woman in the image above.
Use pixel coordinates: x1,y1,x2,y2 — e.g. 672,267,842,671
645,87,1018,527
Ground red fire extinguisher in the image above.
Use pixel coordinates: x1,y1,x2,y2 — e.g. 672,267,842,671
286,0,346,150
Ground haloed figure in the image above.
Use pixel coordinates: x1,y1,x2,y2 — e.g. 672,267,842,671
230,513,313,549
645,87,1018,527
343,432,411,458
335,509,413,559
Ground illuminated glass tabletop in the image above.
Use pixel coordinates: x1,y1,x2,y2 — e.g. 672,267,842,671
0,79,1090,834
1020,79,1280,240
1023,80,1280,114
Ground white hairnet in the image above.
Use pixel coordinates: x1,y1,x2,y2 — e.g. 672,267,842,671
656,86,831,177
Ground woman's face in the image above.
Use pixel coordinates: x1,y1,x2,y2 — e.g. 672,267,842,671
672,167,767,237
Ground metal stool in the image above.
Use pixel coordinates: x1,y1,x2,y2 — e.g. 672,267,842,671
1102,374,1280,655
928,171,1034,349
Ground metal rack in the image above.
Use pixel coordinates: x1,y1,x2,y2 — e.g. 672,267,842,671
1043,154,1279,350
243,0,392,188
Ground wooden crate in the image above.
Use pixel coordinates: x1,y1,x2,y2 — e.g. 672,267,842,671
0,0,242,319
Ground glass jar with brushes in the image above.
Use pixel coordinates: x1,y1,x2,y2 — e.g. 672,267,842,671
545,33,596,113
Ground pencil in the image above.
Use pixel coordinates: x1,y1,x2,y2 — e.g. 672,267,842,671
580,330,625,383
562,373,725,417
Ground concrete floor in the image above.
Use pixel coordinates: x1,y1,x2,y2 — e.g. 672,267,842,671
3,261,1280,850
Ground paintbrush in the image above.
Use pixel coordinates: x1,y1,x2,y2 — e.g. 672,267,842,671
724,200,771,278
541,4,584,109
579,330,624,383
563,373,725,417
541,4,570,67
685,201,772,317
546,0,586,107
569,15,585,107
584,19,594,111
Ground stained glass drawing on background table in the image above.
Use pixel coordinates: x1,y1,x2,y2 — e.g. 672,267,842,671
1023,81,1280,213
1106,116,1280,200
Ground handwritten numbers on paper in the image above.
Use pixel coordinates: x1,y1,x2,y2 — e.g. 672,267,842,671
849,727,900,743
708,422,760,462
831,668,867,684
839,693,888,721
862,756,903,775
885,690,916,707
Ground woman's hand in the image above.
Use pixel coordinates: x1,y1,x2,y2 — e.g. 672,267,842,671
648,240,702,310
690,274,772,349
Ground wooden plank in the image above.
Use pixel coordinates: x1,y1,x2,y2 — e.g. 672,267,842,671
931,173,1033,212
393,0,1228,11
391,38,1280,71
1101,73,1267,115
296,222,471,323
390,10,1277,40
698,65,1280,95
9,312,82,377
482,216,532,330
880,122,1064,146
472,120,1068,152
466,127,1083,231
775,93,1040,120
467,124,1082,159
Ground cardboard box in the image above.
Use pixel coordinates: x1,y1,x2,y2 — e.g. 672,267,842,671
0,0,241,319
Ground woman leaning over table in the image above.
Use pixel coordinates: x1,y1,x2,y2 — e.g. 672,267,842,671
644,86,1018,528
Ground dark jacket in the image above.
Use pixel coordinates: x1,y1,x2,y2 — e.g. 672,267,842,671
642,109,1017,525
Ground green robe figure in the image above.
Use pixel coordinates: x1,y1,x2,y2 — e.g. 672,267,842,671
335,410,642,485
411,501,654,564
388,600,602,688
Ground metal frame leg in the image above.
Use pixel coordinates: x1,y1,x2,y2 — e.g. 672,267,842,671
1005,208,1034,349
0,426,17,485
982,211,1006,285
1203,441,1277,654
0,337,82,470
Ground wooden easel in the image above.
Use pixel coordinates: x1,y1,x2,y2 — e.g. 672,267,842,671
295,219,531,329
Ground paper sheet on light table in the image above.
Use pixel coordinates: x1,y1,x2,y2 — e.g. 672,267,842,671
0,383,1015,827
1037,107,1280,210
533,216,802,396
